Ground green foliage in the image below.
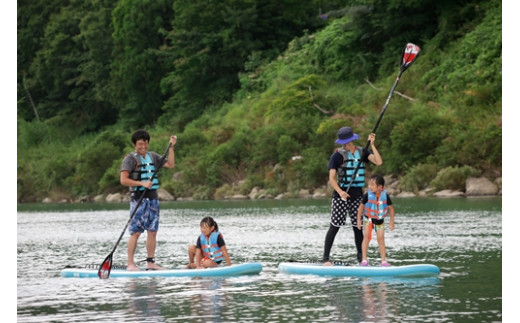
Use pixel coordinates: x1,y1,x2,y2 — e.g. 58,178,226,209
65,141,123,196
421,0,501,118
399,163,438,193
111,0,174,128
98,158,123,193
20,0,119,133
299,147,329,189
17,119,51,147
159,0,326,129
17,0,502,202
277,135,298,166
384,104,451,174
430,166,479,191
434,118,501,171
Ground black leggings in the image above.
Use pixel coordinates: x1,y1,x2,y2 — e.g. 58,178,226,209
323,224,364,262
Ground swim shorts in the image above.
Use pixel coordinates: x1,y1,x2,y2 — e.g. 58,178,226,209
330,195,363,227
128,198,160,234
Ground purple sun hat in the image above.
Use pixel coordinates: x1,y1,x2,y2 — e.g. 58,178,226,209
335,127,359,144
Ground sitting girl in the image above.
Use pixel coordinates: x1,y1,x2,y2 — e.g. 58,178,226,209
186,216,232,269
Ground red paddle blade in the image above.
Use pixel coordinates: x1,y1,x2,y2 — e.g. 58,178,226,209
98,255,113,279
401,43,421,72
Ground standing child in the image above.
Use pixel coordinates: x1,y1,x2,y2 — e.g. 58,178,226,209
357,174,395,266
186,216,232,269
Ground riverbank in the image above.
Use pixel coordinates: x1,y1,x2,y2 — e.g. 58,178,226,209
39,176,501,204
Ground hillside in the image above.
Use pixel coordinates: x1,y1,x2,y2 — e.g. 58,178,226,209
17,0,501,203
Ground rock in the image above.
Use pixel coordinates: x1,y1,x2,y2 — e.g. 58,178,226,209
465,177,498,196
384,175,399,189
385,186,400,196
158,188,175,201
312,189,327,198
75,195,89,203
495,177,502,195
275,193,284,200
418,188,434,197
105,193,122,203
228,194,247,200
397,191,415,198
93,194,105,202
249,187,260,200
299,189,312,198
42,197,53,203
172,171,184,181
432,190,465,198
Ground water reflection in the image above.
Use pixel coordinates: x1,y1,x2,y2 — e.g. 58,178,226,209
359,281,389,322
323,276,441,322
124,277,230,322
186,278,227,322
126,279,163,322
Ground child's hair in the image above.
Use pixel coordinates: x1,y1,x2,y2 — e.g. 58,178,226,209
200,216,219,232
370,174,385,187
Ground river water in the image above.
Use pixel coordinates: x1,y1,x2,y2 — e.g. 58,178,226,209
17,197,502,322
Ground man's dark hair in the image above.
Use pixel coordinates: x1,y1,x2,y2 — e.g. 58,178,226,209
131,129,150,145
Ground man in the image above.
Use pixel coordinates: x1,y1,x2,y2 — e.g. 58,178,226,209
120,129,177,270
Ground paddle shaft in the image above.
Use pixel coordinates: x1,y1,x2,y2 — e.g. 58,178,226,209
343,43,420,194
342,43,420,194
343,69,403,193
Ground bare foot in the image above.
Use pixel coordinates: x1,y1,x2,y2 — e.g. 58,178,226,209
147,263,163,271
323,261,332,266
127,265,140,271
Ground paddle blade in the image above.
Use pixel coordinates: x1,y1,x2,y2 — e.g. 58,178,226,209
400,43,421,72
98,254,113,279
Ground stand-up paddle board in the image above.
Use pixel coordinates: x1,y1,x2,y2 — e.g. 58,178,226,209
61,262,262,278
278,262,440,277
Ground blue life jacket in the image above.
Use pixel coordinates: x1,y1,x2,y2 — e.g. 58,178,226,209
364,190,389,220
337,147,366,189
129,152,159,191
200,231,224,262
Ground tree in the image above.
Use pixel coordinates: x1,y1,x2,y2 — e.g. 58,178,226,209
110,0,174,128
159,0,327,129
19,0,118,133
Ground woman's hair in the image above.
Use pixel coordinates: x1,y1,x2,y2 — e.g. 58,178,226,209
200,216,219,231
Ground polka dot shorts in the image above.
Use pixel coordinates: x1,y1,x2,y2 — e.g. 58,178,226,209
330,196,363,227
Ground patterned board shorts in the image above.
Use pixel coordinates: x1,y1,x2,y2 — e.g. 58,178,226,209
363,216,385,231
129,198,160,234
330,196,363,227
363,216,385,241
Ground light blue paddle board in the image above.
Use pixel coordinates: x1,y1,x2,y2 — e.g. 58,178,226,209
278,262,440,277
61,262,262,278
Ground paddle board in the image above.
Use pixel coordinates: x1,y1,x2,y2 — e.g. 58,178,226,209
61,262,263,278
278,262,440,277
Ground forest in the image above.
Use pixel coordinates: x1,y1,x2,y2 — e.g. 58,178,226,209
17,0,502,203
